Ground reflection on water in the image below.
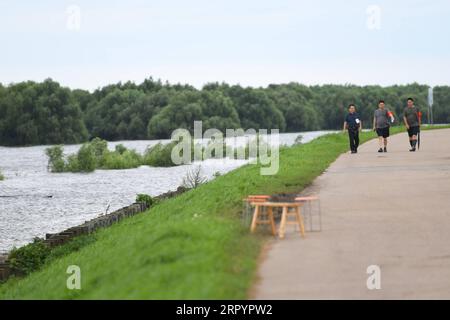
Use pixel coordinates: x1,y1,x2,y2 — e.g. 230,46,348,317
0,131,332,252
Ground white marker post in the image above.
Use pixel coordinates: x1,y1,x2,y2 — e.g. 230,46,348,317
428,87,434,125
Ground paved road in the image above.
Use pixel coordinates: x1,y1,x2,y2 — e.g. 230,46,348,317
252,129,450,299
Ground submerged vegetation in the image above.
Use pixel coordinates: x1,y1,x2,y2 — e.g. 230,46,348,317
46,138,152,173
45,136,274,173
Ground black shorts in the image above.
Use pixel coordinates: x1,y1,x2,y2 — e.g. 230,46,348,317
376,127,390,138
407,126,420,137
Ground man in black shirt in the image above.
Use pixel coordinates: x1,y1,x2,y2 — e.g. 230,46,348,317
343,104,362,154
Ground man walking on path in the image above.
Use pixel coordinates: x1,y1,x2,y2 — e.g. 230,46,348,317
373,100,393,153
403,98,422,152
343,104,362,154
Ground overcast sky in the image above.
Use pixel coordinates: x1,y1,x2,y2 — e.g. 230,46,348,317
1,0,449,91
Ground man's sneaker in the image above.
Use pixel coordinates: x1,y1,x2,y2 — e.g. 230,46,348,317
409,148,416,152
384,147,387,152
351,150,356,154
378,148,383,153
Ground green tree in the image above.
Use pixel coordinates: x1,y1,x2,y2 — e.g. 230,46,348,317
147,91,204,139
225,86,286,131
0,79,87,146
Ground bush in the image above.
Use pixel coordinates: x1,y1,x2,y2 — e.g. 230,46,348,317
0,170,4,181
121,150,142,168
136,194,157,207
102,151,125,169
115,144,127,155
45,142,104,173
90,137,108,156
77,144,96,172
65,154,80,172
45,138,147,172
45,145,66,172
7,235,96,277
8,238,51,275
103,149,142,170
90,137,108,166
143,142,178,167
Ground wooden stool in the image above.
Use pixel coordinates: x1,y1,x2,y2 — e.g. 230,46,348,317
245,196,276,236
250,202,277,236
278,203,305,239
247,198,305,239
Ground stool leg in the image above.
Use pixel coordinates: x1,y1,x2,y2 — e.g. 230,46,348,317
268,207,276,236
279,206,288,239
297,206,305,238
250,205,260,233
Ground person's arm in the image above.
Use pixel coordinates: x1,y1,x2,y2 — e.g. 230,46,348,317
403,116,409,130
343,121,347,132
359,120,363,132
387,110,394,123
372,117,376,131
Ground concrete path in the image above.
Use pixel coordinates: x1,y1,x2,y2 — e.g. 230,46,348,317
252,129,450,299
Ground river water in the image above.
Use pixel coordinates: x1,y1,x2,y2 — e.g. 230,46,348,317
0,131,332,252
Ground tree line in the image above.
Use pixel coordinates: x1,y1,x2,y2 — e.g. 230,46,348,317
1,78,449,146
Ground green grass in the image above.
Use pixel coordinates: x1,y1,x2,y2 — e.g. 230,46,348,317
1,126,447,299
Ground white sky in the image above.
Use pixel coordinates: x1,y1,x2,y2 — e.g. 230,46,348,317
0,0,449,91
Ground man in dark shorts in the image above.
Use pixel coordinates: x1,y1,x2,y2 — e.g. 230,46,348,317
373,100,393,153
403,98,422,152
343,104,362,154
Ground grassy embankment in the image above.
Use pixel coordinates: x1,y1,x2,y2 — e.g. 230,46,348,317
0,126,445,299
